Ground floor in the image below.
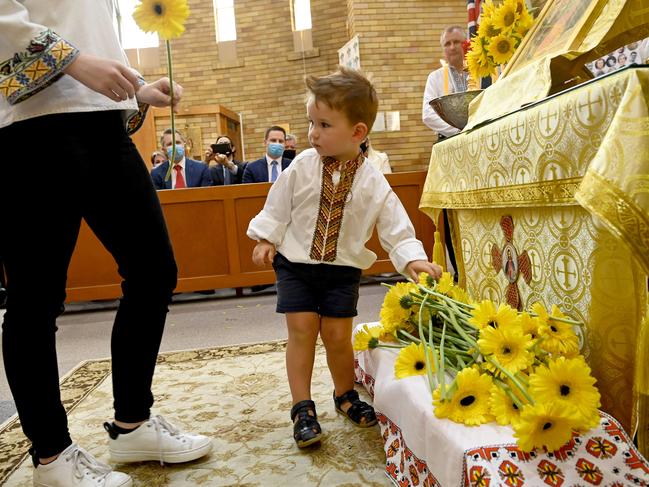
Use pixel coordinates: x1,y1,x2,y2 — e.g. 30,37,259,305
0,277,394,425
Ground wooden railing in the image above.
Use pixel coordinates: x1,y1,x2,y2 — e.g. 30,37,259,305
65,171,436,302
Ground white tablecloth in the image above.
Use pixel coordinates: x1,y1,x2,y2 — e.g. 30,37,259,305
354,322,649,487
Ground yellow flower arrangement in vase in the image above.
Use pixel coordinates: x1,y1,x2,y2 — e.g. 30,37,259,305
466,0,535,84
133,0,190,181
355,271,604,453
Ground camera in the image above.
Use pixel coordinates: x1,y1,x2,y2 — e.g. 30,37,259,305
211,143,232,156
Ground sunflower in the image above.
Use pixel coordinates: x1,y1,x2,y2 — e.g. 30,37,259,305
394,342,436,379
478,17,501,39
353,324,383,351
380,282,416,333
433,368,494,425
489,384,526,425
529,356,601,430
513,402,580,452
515,8,534,36
537,307,579,357
469,300,518,330
492,1,519,33
133,0,190,40
478,325,534,375
467,49,495,80
480,0,498,21
487,34,516,65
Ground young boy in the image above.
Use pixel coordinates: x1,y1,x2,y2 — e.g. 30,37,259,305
247,67,441,448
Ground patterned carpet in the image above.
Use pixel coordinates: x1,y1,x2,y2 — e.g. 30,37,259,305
0,341,389,486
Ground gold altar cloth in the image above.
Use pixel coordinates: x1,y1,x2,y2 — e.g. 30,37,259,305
420,66,649,449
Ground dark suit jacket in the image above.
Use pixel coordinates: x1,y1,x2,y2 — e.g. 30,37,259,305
242,157,292,184
151,158,213,190
209,160,247,186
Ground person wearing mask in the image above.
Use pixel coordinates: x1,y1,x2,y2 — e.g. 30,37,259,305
422,25,468,140
205,135,247,185
152,129,213,189
284,133,298,161
242,126,293,184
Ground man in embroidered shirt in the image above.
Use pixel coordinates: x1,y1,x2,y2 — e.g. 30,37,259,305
422,25,468,139
247,67,442,449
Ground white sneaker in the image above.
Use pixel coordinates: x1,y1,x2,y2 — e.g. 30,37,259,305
106,415,212,464
33,443,132,487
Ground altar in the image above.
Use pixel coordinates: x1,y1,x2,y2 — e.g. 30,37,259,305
419,66,649,454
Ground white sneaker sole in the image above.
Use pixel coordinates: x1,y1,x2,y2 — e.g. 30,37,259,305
110,441,213,464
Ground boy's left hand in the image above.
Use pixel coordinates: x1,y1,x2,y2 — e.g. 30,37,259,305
405,260,442,281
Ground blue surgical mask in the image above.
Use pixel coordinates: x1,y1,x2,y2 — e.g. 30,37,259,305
166,144,185,163
267,143,284,159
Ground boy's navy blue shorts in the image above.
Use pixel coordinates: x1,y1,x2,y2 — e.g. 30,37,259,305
272,253,362,318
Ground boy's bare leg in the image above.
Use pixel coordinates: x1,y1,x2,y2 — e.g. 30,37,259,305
285,312,321,403
320,317,355,399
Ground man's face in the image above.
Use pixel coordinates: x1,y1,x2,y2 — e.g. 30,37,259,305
264,130,286,156
285,138,296,151
442,29,465,67
162,133,185,151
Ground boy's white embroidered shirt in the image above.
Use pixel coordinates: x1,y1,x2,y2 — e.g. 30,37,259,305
247,148,428,273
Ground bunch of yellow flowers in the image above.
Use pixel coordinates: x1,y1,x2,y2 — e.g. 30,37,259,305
466,0,535,81
355,272,601,453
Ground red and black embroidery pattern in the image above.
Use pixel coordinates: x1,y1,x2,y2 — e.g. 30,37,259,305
309,154,363,262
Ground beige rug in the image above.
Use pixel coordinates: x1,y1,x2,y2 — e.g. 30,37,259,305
0,342,388,486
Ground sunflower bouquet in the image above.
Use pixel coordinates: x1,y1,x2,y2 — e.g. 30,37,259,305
465,0,535,83
354,273,601,453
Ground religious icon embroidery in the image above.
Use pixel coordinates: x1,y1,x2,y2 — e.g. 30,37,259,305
490,215,532,310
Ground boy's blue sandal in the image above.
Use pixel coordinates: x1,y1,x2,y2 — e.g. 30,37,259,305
333,389,378,427
290,400,322,448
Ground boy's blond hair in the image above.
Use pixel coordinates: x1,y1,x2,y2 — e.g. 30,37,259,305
305,67,378,131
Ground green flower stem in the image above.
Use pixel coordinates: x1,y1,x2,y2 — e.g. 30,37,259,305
439,321,447,399
439,311,478,347
493,378,526,410
515,372,529,387
164,40,176,182
528,311,582,326
414,284,475,310
417,295,437,395
485,356,534,404
375,344,407,350
398,329,421,343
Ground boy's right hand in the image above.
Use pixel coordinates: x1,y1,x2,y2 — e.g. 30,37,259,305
252,240,276,267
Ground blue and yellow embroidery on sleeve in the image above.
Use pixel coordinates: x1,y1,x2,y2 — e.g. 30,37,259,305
0,30,79,105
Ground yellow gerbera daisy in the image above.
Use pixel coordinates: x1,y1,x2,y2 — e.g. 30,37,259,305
469,300,519,330
531,302,549,323
487,34,516,65
492,1,519,32
380,282,416,332
478,325,534,375
513,402,580,452
449,286,472,304
418,272,436,289
394,342,436,379
353,324,383,351
489,384,527,425
436,272,454,295
478,17,501,39
529,356,601,430
133,0,190,40
519,312,540,341
537,307,579,357
433,368,494,425
515,8,534,36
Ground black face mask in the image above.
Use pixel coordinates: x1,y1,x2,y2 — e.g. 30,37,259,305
283,149,296,160
360,141,368,153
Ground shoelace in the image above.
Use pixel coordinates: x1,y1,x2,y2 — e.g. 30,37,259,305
64,446,112,482
148,415,183,465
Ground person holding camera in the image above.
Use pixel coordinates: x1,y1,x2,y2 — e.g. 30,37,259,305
205,135,247,185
